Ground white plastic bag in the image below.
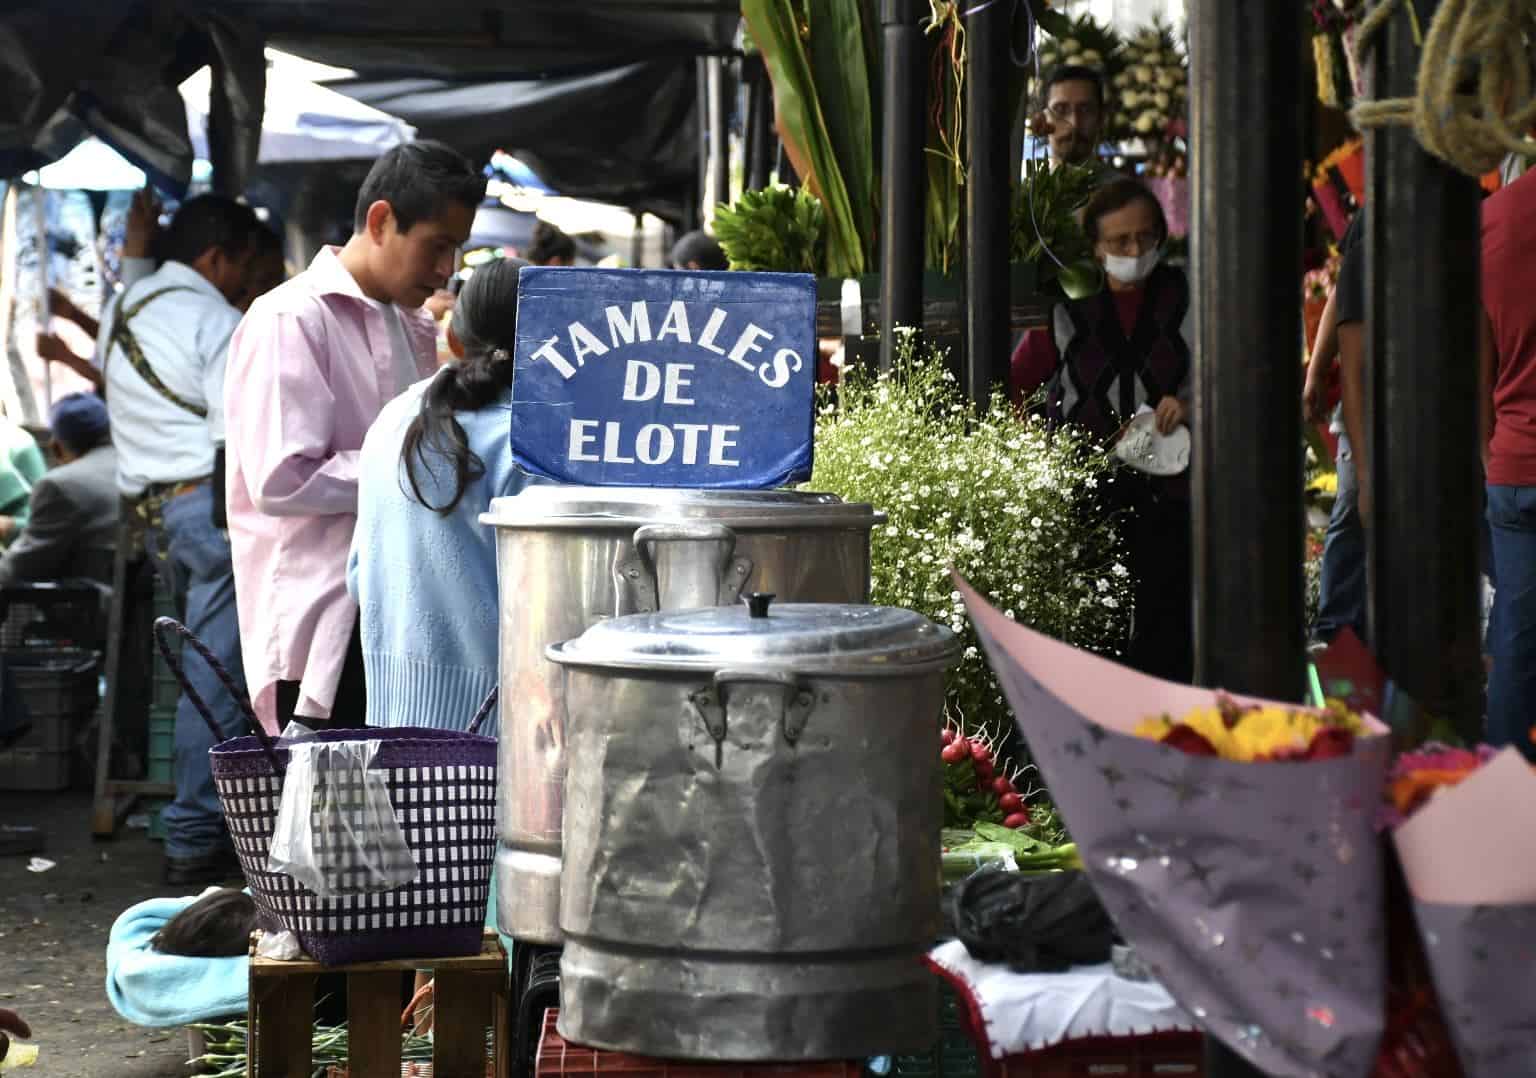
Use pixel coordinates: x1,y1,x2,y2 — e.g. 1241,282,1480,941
267,732,418,898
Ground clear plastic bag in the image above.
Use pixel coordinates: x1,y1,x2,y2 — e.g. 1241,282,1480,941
267,727,418,898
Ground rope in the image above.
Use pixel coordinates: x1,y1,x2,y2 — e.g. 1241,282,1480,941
1350,0,1536,177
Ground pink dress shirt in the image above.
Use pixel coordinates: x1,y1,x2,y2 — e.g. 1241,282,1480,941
225,247,436,733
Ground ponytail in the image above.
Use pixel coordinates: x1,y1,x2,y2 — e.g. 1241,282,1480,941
399,257,525,515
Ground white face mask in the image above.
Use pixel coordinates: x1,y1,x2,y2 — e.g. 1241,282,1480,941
1102,248,1161,284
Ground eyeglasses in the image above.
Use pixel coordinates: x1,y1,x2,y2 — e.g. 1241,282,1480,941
1047,102,1101,123
1099,231,1163,256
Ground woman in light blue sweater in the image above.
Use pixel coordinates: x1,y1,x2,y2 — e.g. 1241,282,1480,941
347,257,536,738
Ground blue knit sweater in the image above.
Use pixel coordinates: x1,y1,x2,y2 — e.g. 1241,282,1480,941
347,379,538,738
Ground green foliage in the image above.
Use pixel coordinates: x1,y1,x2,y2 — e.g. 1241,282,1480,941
740,0,869,276
713,184,827,273
1011,160,1101,293
808,334,1131,732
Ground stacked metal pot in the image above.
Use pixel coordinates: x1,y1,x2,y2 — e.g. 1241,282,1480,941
485,486,960,1061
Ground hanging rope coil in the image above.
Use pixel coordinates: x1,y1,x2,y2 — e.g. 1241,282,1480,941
1350,0,1536,177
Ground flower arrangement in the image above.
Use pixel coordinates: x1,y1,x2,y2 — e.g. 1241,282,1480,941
1303,245,1342,304
1384,743,1501,826
808,333,1131,734
1134,692,1369,762
1034,13,1123,81
1108,22,1187,147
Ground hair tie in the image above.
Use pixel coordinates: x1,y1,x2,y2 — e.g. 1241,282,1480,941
490,347,512,364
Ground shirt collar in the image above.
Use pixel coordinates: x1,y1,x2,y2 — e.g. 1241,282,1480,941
305,245,386,304
153,260,234,306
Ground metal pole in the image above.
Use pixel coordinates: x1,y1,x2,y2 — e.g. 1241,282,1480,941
631,211,645,269
962,0,1010,404
706,57,732,216
696,57,710,223
747,56,776,193
1363,2,1483,738
1189,1,1303,1066
880,0,926,369
742,57,762,192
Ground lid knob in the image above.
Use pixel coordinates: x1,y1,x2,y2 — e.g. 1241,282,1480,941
745,592,776,619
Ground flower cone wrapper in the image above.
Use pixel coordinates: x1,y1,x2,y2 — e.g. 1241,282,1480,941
957,575,1390,1078
1392,748,1536,1078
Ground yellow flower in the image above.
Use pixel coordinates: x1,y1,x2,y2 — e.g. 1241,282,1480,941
1229,707,1322,761
1179,707,1238,757
1134,715,1174,739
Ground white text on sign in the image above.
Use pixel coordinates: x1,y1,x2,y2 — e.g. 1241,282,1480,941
529,300,803,469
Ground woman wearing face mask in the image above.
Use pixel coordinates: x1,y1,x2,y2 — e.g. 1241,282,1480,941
1015,177,1193,682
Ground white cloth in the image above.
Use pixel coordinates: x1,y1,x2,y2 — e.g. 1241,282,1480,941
93,260,242,497
927,939,1196,1057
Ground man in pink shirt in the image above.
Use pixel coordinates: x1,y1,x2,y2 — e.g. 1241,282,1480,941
225,141,485,732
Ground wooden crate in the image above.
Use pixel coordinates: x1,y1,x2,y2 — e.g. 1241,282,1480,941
248,929,510,1078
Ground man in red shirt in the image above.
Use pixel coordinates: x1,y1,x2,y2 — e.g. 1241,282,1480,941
1481,167,1536,759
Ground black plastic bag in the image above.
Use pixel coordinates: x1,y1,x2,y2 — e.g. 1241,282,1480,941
950,869,1115,973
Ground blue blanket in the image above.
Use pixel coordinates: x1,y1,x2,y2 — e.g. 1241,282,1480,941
105,892,248,1027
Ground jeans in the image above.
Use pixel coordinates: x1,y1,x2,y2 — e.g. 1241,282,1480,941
1314,434,1368,643
1485,484,1536,760
144,483,248,858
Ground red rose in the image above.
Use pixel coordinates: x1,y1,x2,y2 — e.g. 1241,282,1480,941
1163,724,1220,757
1304,727,1356,760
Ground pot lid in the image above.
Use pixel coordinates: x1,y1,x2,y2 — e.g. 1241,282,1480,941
547,594,960,677
481,486,884,530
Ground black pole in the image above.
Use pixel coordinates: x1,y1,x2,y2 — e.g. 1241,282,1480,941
749,57,776,192
631,211,645,269
1189,0,1303,1068
742,60,759,194
879,0,926,369
707,57,732,213
696,57,710,222
1363,2,1483,738
776,135,799,188
962,0,1010,404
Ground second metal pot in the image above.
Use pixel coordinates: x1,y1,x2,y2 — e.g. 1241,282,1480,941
483,486,883,943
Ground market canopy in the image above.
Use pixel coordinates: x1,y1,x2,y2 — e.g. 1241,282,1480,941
212,0,740,80
182,67,415,164
333,60,699,219
2,0,738,196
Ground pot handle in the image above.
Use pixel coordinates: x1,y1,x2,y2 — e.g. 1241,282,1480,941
621,522,754,612
713,668,817,743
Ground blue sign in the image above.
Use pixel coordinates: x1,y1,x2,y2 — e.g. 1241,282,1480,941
510,267,817,489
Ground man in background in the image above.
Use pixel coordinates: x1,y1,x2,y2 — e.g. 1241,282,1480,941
95,194,264,885
1036,65,1115,180
670,230,728,271
1481,167,1536,758
0,393,116,588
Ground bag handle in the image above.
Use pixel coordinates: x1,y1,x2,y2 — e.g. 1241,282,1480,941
467,685,498,736
153,616,281,774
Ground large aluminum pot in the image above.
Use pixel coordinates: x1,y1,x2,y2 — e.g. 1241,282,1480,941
482,488,884,943
547,596,959,1061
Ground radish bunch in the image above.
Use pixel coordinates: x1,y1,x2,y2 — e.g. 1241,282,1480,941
940,724,1029,830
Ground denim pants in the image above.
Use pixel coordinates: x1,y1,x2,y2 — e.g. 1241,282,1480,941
1485,484,1536,760
144,483,248,858
1314,434,1368,643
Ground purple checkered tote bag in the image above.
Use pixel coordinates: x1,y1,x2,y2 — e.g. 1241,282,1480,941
155,618,498,966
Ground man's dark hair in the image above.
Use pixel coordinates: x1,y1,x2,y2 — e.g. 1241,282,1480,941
1041,64,1106,111
353,140,487,233
526,220,577,265
670,230,728,270
1082,178,1169,246
157,196,260,267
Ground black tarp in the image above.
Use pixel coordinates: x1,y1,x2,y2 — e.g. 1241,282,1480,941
332,60,700,220
214,0,739,80
1,1,737,211
1,1,264,194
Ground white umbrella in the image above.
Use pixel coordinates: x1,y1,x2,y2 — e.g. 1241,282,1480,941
181,67,415,164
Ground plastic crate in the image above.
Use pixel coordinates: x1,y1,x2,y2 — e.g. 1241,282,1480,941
998,1033,1204,1078
147,712,175,782
893,977,977,1078
4,648,101,754
151,672,181,710
536,1011,864,1078
0,746,71,791
145,797,170,842
0,584,104,650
